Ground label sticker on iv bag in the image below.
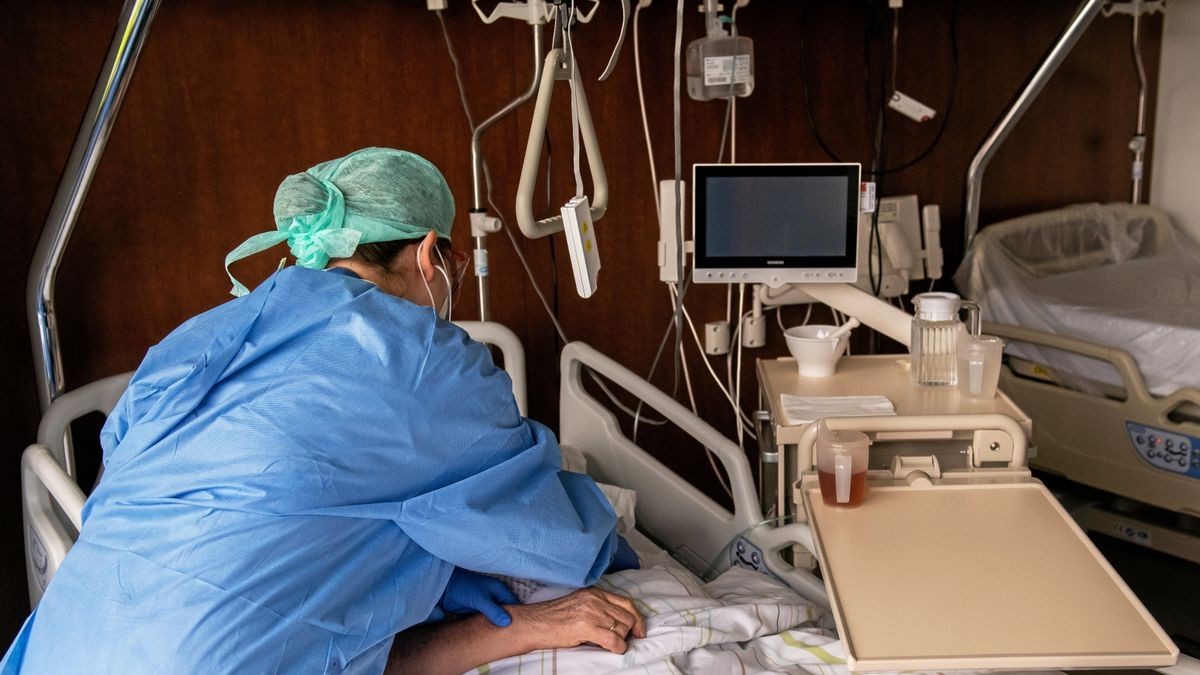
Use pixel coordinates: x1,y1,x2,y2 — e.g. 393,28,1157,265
860,181,877,213
703,55,752,86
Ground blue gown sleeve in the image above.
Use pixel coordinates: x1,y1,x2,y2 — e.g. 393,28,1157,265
398,422,619,588
390,324,619,588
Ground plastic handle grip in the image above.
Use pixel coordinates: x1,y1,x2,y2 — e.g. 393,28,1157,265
835,454,852,503
515,49,609,239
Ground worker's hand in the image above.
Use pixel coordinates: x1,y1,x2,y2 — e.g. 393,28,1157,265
606,535,640,573
439,568,519,627
507,587,646,655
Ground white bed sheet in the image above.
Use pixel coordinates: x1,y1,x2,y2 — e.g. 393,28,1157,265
1019,258,1200,394
956,203,1200,396
475,530,850,675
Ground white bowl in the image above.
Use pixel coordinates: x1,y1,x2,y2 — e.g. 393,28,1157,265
784,325,849,377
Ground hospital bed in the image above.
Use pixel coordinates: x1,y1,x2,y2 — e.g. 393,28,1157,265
22,321,1197,673
956,203,1200,562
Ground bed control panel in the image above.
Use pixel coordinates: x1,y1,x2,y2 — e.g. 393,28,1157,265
1126,422,1200,479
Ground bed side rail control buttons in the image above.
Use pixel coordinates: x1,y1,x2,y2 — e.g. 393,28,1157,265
1126,421,1200,478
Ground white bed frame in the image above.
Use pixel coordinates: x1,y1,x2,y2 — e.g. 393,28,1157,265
22,325,824,609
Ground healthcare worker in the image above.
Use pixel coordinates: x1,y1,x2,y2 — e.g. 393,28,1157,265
2,147,641,674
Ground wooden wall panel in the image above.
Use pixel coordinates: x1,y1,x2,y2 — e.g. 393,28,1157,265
0,0,1160,639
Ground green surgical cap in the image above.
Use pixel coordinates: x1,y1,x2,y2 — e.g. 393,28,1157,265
225,147,455,296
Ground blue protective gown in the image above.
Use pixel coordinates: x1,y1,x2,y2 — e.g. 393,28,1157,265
2,266,618,674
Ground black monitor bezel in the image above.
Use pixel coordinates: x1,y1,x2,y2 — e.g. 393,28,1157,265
692,163,862,270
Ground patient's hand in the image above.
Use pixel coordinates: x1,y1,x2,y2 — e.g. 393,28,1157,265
510,587,647,654
388,587,646,674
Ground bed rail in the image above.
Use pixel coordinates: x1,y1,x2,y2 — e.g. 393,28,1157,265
985,321,1200,414
23,371,129,606
22,444,86,605
986,320,1200,518
36,372,131,478
558,342,828,606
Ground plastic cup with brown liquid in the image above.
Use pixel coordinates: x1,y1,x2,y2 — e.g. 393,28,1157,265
815,424,871,508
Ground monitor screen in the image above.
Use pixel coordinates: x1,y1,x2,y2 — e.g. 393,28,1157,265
692,163,861,286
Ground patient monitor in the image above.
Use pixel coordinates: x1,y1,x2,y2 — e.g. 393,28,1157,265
692,163,861,287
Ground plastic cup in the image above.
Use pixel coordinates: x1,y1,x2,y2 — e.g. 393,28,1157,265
957,335,1004,399
815,423,870,507
785,325,849,378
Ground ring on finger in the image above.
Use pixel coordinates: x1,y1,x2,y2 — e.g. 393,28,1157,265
608,618,620,633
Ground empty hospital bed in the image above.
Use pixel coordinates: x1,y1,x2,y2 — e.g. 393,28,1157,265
956,203,1200,561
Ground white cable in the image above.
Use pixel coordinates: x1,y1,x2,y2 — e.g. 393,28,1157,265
730,3,741,163
671,285,733,498
724,97,734,163
437,11,477,131
776,305,785,333
669,0,687,398
682,304,756,435
733,284,746,450
633,2,660,216
566,0,584,198
439,11,668,427
435,246,454,322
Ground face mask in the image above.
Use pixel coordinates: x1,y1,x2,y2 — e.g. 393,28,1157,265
419,242,453,321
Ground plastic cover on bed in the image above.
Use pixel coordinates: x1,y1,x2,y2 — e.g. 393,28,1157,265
956,203,1200,396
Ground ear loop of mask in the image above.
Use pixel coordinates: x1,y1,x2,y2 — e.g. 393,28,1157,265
434,245,453,322
418,241,454,321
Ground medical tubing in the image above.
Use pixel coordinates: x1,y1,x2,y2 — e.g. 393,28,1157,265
494,191,667,426
1130,9,1147,203
438,11,476,131
632,285,689,441
716,6,742,164
633,289,674,440
491,158,668,424
567,0,585,199
799,1,960,175
682,304,756,433
632,2,661,215
870,0,961,175
890,6,899,96
671,0,687,398
733,285,746,450
628,1,696,429
724,3,734,163
441,9,667,426
438,10,543,321
632,299,698,441
679,330,735,499
866,7,889,299
544,134,563,351
698,514,792,582
668,284,733,498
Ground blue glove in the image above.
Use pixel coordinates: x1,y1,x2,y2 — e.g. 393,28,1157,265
607,534,641,573
439,568,519,627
